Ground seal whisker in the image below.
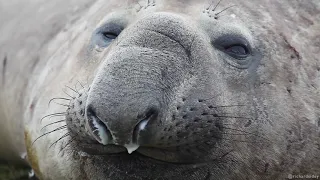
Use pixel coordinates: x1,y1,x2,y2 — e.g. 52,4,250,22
65,85,80,95
198,92,223,102
48,98,70,107
206,0,215,10
53,102,70,107
49,132,70,149
218,149,234,160
74,84,80,94
210,114,250,119
40,113,66,123
62,89,75,99
214,136,260,144
77,80,88,92
215,5,237,16
221,132,268,141
221,123,246,126
48,115,67,121
221,132,260,137
212,0,223,11
33,125,67,145
222,127,269,141
75,80,89,96
208,104,247,108
41,120,66,131
77,80,86,89
58,136,76,155
136,0,143,8
213,13,229,19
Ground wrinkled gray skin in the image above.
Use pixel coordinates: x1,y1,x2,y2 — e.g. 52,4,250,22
1,0,320,179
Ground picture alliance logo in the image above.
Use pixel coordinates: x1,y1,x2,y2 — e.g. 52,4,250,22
288,174,319,179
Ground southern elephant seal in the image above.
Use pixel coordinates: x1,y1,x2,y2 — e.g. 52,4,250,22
1,0,320,179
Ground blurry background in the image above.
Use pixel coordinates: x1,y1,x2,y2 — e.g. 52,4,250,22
0,1,96,179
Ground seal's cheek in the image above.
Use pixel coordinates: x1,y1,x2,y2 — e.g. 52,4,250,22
24,129,43,179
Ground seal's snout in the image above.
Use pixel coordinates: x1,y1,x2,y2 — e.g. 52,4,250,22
85,99,159,153
69,12,230,161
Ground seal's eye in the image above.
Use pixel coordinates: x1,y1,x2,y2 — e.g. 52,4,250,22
224,44,249,58
99,23,123,42
214,35,251,59
92,22,124,48
213,35,255,69
102,31,119,40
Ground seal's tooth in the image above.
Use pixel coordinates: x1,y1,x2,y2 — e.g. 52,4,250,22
124,143,139,154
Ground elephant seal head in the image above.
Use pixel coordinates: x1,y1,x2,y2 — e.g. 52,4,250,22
26,0,320,179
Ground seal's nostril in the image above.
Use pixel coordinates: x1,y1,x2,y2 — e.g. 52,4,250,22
86,105,112,145
123,107,158,154
132,107,158,144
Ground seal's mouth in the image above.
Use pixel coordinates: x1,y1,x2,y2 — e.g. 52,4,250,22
75,137,219,164
78,145,214,166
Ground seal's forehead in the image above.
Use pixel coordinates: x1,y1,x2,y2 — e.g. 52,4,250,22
127,0,232,14
86,0,255,46
91,0,247,25
94,0,241,14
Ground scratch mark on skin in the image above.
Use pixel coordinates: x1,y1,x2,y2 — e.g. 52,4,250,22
2,55,7,85
29,98,39,120
280,33,301,60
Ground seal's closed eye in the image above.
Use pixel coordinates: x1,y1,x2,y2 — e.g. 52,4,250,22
92,22,124,47
213,35,252,59
224,44,249,58
102,31,119,40
211,34,257,69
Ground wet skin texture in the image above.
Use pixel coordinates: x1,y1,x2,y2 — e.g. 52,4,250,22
1,0,320,180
